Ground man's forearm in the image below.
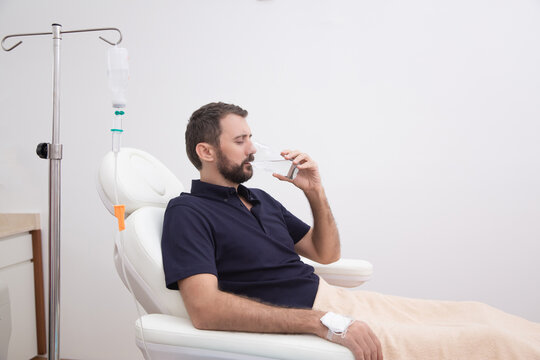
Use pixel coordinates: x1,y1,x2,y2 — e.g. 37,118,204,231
187,286,383,360
189,287,327,337
276,150,340,263
305,186,340,263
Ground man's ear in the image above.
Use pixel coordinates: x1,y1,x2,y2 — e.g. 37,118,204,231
195,142,215,164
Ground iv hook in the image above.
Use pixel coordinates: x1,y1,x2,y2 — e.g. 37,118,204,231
1,27,122,51
1,31,50,51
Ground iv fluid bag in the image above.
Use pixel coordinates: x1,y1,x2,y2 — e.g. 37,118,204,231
108,47,129,108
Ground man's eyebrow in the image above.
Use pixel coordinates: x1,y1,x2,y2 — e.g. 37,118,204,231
233,134,252,140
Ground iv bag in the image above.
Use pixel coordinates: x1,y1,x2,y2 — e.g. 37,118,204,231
108,47,129,108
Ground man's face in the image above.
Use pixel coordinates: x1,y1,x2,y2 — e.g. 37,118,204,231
215,114,257,184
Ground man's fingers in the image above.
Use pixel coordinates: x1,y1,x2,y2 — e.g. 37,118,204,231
350,336,376,360
358,338,374,360
339,322,383,360
360,325,380,360
272,173,292,182
280,149,295,159
281,149,309,163
367,338,378,360
367,326,383,360
279,150,319,174
357,327,378,360
291,153,310,165
345,340,365,360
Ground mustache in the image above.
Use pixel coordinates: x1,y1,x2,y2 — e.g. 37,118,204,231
244,154,255,163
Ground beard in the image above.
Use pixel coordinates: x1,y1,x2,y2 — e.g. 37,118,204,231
216,149,255,184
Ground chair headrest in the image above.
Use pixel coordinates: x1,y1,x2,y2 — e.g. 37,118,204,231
97,148,184,216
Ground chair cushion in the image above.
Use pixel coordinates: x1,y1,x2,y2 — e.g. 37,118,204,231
136,314,354,360
116,207,189,318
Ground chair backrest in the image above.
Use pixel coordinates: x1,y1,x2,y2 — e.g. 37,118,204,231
97,148,190,318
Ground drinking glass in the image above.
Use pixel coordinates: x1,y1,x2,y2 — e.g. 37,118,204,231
251,141,299,180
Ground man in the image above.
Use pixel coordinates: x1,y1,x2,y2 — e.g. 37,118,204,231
162,102,383,359
162,102,540,360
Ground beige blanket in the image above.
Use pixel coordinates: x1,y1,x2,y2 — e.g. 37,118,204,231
313,278,540,359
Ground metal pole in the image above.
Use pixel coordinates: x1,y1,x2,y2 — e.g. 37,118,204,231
2,24,123,360
48,23,63,360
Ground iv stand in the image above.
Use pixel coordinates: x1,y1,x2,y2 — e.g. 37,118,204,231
1,23,122,360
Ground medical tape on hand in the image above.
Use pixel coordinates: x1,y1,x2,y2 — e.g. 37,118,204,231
326,322,354,340
321,312,355,340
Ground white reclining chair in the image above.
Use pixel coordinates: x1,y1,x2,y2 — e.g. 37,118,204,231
97,148,374,360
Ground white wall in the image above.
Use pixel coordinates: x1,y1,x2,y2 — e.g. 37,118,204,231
1,0,539,359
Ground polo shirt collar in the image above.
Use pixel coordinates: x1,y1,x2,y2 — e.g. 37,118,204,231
191,180,260,203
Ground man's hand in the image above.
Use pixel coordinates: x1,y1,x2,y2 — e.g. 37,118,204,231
328,321,384,360
274,149,340,264
273,149,322,193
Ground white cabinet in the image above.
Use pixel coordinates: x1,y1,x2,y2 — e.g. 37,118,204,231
0,279,11,360
0,214,45,360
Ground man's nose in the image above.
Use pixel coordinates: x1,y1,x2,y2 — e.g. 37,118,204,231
248,140,257,155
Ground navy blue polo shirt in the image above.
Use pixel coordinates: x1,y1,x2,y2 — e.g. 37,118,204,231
161,180,319,309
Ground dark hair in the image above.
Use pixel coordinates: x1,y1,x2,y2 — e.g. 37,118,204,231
185,102,248,170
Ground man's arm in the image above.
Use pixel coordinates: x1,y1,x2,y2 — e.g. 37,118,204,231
180,274,323,333
274,150,340,264
179,274,383,360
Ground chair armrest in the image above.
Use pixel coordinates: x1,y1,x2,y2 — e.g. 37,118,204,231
301,257,373,288
136,314,353,360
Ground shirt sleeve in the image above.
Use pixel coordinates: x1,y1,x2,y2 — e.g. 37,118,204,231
279,203,311,244
161,204,217,290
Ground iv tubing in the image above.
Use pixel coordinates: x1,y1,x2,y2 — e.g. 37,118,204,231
116,231,151,359
106,44,151,357
110,113,151,359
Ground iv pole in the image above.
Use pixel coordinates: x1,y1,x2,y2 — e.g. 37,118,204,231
1,23,123,360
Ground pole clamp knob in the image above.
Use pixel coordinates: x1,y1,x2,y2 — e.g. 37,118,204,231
36,143,49,159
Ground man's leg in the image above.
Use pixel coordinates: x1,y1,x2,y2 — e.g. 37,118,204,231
312,278,540,359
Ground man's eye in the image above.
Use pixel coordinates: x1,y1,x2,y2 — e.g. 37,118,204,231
235,141,244,145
